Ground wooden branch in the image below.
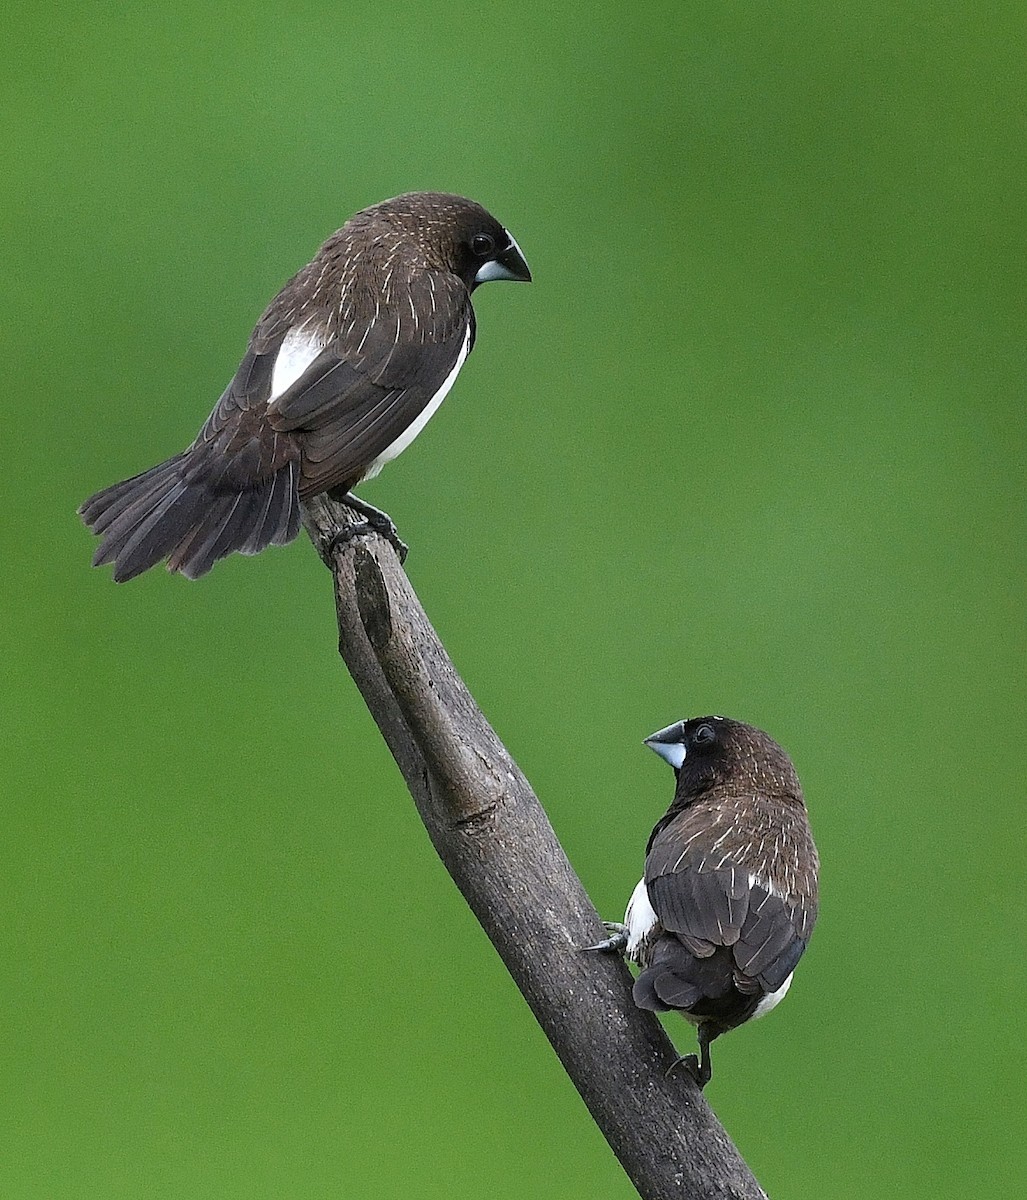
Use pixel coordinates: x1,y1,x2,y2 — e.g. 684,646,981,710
302,494,769,1200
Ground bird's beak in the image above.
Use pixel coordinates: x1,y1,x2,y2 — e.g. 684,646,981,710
644,722,687,770
474,233,532,285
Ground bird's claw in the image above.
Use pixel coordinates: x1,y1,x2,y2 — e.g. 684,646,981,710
360,510,409,563
582,922,629,954
328,519,409,564
665,1053,710,1089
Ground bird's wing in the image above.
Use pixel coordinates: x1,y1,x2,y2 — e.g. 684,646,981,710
265,272,473,495
190,330,297,489
644,809,816,993
190,269,473,497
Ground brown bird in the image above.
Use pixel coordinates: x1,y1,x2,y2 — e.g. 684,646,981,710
590,716,819,1088
79,192,530,581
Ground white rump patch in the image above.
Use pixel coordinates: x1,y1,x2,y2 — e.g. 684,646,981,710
624,876,658,959
362,327,471,480
752,972,793,1020
269,326,326,402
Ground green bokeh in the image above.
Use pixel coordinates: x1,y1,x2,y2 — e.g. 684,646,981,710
4,4,1024,1197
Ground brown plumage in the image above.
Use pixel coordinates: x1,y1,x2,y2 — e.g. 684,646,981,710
609,716,819,1088
79,192,530,581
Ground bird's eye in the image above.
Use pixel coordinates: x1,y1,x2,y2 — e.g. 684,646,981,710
471,233,496,258
694,724,717,747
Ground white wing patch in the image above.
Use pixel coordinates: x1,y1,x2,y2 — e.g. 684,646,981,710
362,327,471,481
269,326,326,403
624,876,658,960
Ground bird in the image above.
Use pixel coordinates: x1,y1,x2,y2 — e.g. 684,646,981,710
588,716,819,1089
79,192,531,581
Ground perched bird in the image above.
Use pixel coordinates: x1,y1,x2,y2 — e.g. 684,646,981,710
590,716,819,1088
80,192,530,581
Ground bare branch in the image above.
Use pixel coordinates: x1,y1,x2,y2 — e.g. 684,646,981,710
302,494,769,1200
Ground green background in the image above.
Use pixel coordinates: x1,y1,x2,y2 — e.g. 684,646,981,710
4,4,1024,1197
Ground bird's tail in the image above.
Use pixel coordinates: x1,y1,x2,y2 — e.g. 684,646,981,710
79,450,302,582
632,939,736,1013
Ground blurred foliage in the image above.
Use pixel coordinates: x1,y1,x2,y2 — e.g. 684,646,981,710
3,3,1024,1197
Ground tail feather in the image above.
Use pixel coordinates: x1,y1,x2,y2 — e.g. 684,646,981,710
80,449,302,581
93,480,190,567
90,469,194,557
82,455,187,534
107,483,208,581
631,969,673,1013
241,460,300,554
273,462,302,546
239,468,281,555
167,462,301,578
166,492,246,580
633,964,704,1012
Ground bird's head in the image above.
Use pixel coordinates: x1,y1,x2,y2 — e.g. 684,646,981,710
359,192,531,292
644,716,800,802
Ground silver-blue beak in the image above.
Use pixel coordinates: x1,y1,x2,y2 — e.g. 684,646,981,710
474,233,531,285
644,721,687,770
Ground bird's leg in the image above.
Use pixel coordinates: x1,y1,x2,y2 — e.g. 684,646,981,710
666,1025,714,1089
694,1024,714,1088
326,491,409,564
582,922,629,954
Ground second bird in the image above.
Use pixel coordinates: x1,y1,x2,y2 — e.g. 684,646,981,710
80,192,531,581
595,716,819,1088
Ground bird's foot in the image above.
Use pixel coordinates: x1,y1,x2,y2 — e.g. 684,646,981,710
328,494,409,563
327,520,409,564
582,922,629,954
665,1054,708,1088
362,513,409,564
662,1036,710,1094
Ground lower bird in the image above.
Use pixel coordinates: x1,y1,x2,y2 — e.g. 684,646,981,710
590,716,819,1088
80,192,530,581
